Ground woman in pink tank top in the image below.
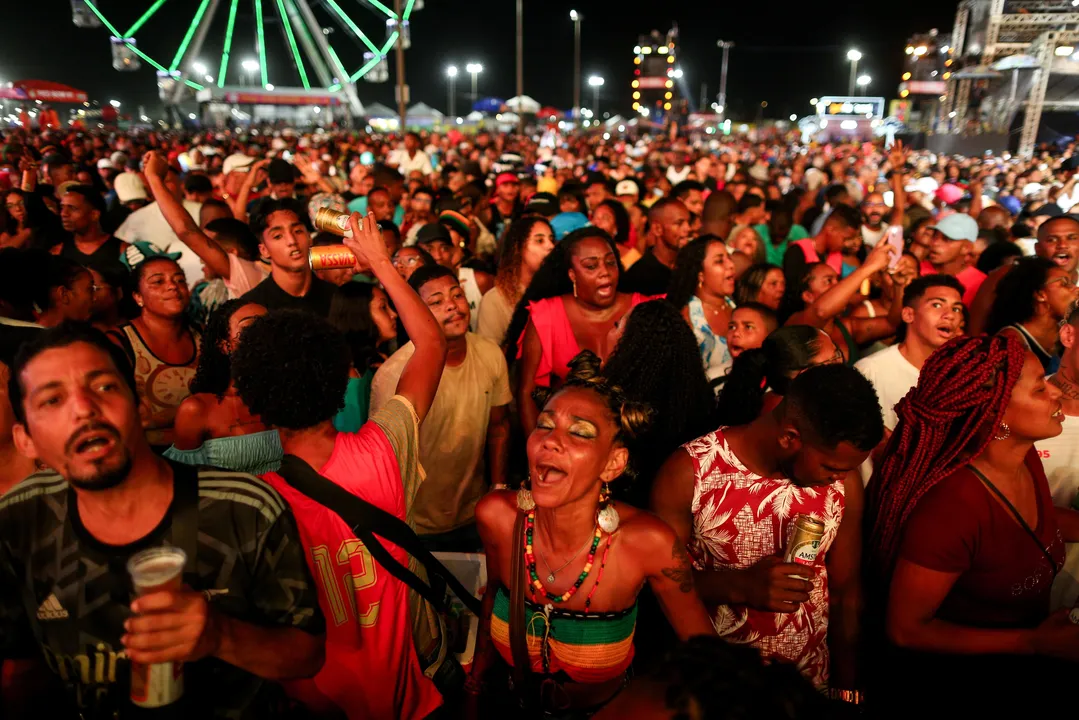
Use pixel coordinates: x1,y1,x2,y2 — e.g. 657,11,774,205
506,228,652,435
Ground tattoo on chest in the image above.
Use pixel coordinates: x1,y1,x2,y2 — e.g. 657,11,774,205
661,538,695,594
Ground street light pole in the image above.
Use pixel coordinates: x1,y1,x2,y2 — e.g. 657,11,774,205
847,49,862,96
570,10,582,120
716,40,734,121
588,75,604,117
394,0,406,131
516,0,524,133
466,63,482,102
446,65,457,117
856,75,871,96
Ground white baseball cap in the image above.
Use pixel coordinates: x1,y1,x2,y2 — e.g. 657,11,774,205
223,153,255,175
114,173,148,204
615,179,639,197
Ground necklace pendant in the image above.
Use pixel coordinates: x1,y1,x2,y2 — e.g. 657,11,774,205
546,572,556,583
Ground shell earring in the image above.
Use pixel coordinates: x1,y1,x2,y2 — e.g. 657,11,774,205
994,422,1011,441
597,481,620,534
517,476,535,511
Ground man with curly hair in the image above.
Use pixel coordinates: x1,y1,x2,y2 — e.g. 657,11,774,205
232,212,448,720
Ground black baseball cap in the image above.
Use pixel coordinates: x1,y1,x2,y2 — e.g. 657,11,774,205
415,222,454,246
267,158,295,185
525,192,558,217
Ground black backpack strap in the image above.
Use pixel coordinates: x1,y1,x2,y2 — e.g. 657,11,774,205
168,460,200,586
277,454,481,615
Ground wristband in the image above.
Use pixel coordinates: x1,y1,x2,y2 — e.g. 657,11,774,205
828,688,863,705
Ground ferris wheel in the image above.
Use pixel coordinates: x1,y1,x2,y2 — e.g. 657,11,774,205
71,0,423,115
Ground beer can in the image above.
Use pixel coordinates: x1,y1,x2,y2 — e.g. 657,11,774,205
309,245,358,270
127,547,186,708
784,514,825,566
313,207,354,237
1070,607,1079,625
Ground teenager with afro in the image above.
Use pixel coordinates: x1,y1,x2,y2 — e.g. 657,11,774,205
232,211,450,719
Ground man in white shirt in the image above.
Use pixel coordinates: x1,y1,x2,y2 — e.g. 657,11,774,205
389,132,434,177
115,163,204,287
855,275,964,484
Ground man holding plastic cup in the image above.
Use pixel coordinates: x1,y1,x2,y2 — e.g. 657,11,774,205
0,323,325,718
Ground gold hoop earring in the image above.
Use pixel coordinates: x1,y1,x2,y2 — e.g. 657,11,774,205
994,422,1011,441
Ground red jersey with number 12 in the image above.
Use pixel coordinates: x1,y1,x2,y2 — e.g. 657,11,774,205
261,398,441,720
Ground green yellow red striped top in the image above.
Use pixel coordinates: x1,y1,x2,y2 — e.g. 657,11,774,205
490,586,637,684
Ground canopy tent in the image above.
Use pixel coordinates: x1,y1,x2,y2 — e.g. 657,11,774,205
406,103,444,127
505,95,540,113
363,102,397,119
466,111,485,122
472,97,504,114
0,80,88,103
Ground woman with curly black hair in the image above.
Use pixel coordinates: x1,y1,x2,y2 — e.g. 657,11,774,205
667,236,738,383
164,299,280,474
714,325,840,427
987,256,1079,373
469,350,715,716
329,282,399,432
604,299,715,506
506,227,653,435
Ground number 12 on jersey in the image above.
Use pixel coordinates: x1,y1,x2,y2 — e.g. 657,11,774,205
311,540,381,627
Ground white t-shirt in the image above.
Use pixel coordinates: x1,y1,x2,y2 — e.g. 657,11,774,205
855,344,921,485
390,148,434,176
666,165,691,185
1036,413,1079,509
861,224,887,249
114,200,205,287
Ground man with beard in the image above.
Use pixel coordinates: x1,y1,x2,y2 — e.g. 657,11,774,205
652,364,883,697
370,264,511,551
859,192,890,249
0,323,325,718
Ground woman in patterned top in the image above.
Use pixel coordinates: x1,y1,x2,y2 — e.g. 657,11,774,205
667,235,738,383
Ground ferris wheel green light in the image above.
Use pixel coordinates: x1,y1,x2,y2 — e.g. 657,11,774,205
83,0,405,101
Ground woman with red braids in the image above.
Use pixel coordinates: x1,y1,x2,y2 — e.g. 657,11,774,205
864,334,1079,717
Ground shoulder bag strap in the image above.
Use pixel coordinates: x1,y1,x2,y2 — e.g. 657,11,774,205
508,510,530,692
168,461,200,586
968,464,1058,573
277,454,481,615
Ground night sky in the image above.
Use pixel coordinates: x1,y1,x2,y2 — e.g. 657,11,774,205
6,0,958,121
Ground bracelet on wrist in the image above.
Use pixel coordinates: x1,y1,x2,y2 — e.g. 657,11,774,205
828,688,863,705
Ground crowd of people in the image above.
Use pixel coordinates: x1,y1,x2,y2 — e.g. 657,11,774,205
1,120,1079,719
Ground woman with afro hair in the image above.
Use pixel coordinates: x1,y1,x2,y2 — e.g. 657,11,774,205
164,299,281,474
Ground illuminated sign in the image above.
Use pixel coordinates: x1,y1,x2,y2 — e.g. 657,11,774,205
636,77,667,89
816,96,884,119
899,80,947,96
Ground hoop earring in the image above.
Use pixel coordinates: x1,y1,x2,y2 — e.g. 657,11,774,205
994,422,1011,441
597,481,620,533
516,475,535,511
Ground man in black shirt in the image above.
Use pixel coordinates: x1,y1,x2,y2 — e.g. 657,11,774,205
57,185,128,278
621,197,691,295
240,198,337,316
0,324,325,718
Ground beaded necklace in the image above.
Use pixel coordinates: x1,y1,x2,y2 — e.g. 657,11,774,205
523,509,614,609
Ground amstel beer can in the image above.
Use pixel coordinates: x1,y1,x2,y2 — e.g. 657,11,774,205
784,514,825,566
313,207,354,237
308,245,358,270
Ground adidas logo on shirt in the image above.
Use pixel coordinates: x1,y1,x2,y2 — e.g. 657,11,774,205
36,593,69,621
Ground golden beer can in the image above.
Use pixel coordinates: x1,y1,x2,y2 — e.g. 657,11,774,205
313,207,354,237
784,514,825,566
309,245,358,270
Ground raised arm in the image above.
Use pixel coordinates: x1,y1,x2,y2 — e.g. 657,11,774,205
142,152,233,281
341,212,447,423
800,240,894,328
232,159,269,223
887,142,909,227
848,270,909,344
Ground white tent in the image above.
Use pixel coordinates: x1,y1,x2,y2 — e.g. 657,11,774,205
466,110,484,122
505,95,540,113
407,102,444,119
364,102,397,119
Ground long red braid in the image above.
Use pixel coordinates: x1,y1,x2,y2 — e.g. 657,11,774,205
865,334,1028,573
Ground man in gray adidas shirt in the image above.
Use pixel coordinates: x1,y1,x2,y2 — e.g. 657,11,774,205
0,323,325,718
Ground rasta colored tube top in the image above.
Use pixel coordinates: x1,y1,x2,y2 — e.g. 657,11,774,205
489,586,637,685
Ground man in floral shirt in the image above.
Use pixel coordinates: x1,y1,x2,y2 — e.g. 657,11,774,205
652,365,882,694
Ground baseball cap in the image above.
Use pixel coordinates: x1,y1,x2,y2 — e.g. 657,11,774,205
550,212,590,240
223,153,254,175
615,179,639,197
438,209,471,240
267,158,295,185
935,183,965,206
525,192,558,217
415,222,454,247
109,151,129,169
929,213,978,242
96,158,114,170
114,173,148,204
495,172,519,188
